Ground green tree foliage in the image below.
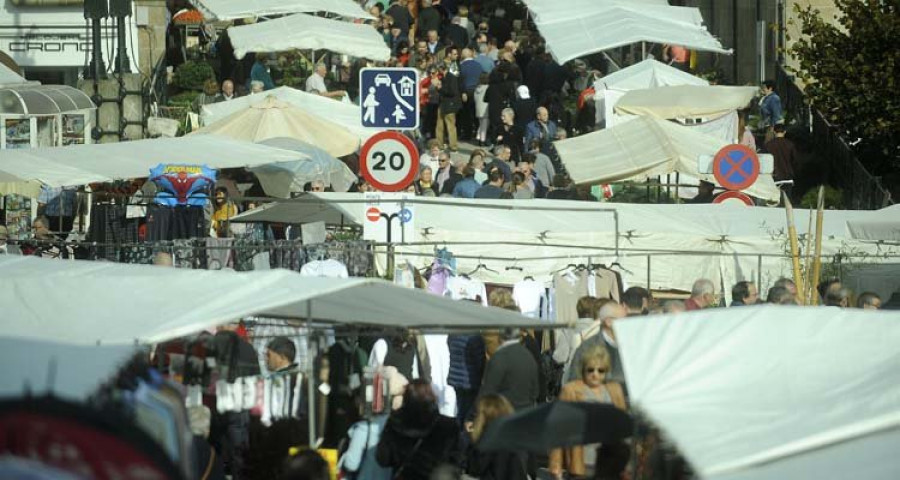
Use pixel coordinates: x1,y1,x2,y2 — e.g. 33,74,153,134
173,61,215,91
788,0,899,174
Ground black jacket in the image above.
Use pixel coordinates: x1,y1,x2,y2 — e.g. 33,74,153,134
466,445,529,480
376,410,462,480
439,71,462,114
480,342,539,411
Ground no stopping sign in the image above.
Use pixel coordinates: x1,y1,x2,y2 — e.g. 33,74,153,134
359,131,420,192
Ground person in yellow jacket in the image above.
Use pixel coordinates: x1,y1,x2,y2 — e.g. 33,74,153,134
211,187,238,238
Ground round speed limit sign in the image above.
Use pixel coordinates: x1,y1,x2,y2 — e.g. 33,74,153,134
359,131,420,192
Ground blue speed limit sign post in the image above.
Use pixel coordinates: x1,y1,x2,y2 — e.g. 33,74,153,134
360,68,420,130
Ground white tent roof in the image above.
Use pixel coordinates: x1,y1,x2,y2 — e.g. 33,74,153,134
597,59,709,91
229,14,390,61
251,137,357,195
0,256,539,346
525,3,729,64
555,116,780,201
0,135,303,190
192,95,361,157
0,338,140,401
615,85,758,119
615,306,900,480
193,0,373,21
229,195,900,290
526,0,702,26
201,86,381,144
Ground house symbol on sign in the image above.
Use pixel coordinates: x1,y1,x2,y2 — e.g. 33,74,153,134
398,76,415,97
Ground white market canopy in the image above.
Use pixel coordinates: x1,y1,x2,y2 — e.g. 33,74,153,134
201,86,381,144
522,0,730,64
0,135,303,190
615,306,900,480
229,194,900,290
0,338,141,401
0,256,538,346
554,116,780,201
228,14,391,62
526,0,702,26
597,58,709,91
251,137,358,195
193,0,373,21
192,95,361,157
615,85,758,119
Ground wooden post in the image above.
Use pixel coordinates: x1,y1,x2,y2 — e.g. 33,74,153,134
809,187,826,306
784,193,806,304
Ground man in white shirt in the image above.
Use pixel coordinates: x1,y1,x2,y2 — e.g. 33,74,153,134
305,63,346,99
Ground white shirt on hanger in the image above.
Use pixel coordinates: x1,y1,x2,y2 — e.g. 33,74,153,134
445,276,488,306
513,278,548,319
300,259,349,278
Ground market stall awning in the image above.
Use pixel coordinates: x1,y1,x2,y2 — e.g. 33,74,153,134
614,85,758,119
0,256,540,345
0,338,141,401
0,84,94,115
228,195,900,290
0,135,303,190
200,86,382,144
192,0,373,21
228,14,390,61
555,116,780,201
251,137,357,195
523,2,729,64
526,0,701,26
192,95,361,157
597,59,709,91
615,305,900,480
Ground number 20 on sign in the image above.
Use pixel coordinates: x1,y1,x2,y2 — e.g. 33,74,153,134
359,131,420,192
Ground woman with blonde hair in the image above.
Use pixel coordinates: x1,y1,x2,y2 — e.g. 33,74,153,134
465,394,528,480
548,344,626,479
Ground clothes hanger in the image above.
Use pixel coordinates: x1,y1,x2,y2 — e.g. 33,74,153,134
467,259,498,276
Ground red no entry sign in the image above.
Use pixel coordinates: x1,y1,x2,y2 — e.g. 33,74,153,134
366,206,381,222
359,131,420,192
713,144,760,191
713,190,754,206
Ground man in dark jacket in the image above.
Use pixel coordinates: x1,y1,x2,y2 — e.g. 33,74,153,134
436,61,462,151
444,16,470,50
385,0,413,38
480,328,539,411
417,0,442,40
475,168,511,199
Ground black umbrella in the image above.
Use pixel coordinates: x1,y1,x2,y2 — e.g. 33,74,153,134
478,401,633,452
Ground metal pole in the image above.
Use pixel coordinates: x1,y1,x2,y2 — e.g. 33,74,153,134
757,254,762,290
306,300,316,447
116,16,131,73
646,254,652,289
732,0,739,83
90,18,106,80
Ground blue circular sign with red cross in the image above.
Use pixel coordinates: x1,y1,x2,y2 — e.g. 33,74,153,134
712,144,760,191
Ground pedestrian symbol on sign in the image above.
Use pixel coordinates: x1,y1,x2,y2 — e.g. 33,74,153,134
360,68,420,129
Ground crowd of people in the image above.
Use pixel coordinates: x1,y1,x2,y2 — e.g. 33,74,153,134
188,272,891,480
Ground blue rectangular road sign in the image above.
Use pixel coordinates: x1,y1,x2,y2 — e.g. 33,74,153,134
359,68,419,130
